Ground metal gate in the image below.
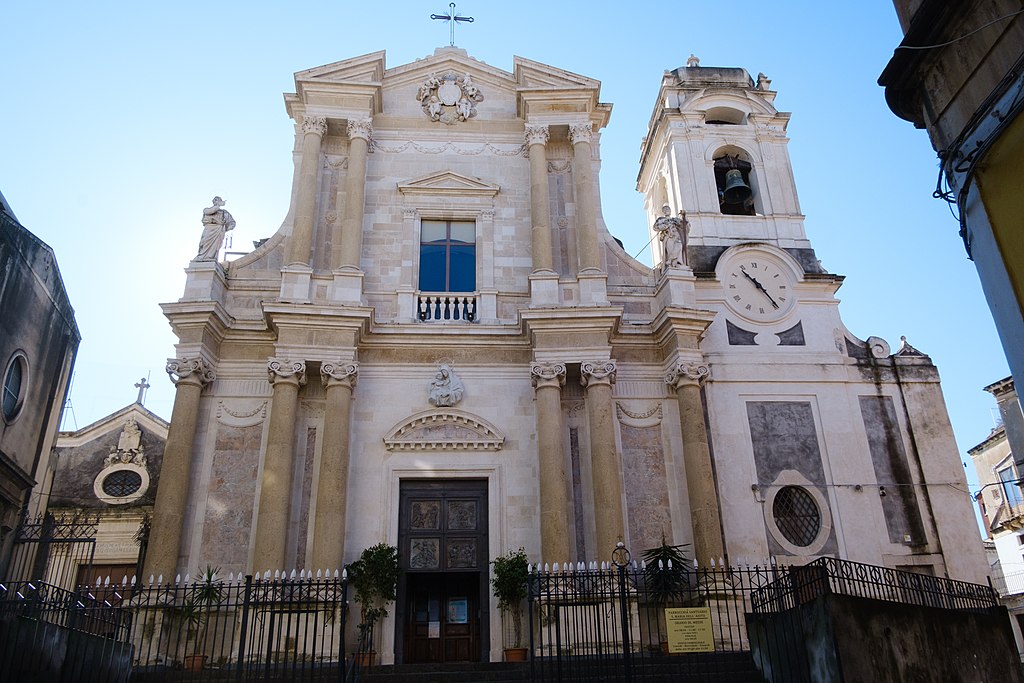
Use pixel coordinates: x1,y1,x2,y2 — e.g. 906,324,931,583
3,510,99,586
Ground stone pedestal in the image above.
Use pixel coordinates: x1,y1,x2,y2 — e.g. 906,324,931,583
182,260,227,303
280,264,313,303
329,267,365,306
578,270,609,306
529,272,560,307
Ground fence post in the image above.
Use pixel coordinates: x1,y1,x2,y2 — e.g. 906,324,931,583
612,543,633,683
235,575,253,683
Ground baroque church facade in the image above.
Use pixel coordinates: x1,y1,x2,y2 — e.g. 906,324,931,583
148,47,987,663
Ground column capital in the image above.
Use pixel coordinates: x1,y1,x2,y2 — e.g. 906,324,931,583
569,122,593,145
301,115,328,137
665,361,710,388
165,357,216,387
581,360,617,388
524,124,550,146
347,118,373,142
321,361,359,389
267,358,307,387
531,362,566,389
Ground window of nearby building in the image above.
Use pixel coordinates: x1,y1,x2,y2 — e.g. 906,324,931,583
2,353,27,422
772,485,821,547
419,220,476,293
999,466,1023,506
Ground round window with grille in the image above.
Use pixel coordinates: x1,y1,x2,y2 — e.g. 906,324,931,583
772,486,821,547
102,470,143,498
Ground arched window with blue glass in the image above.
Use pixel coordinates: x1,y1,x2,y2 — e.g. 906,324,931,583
419,219,476,293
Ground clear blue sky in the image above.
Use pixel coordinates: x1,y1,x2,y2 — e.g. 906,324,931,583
1,2,1009,505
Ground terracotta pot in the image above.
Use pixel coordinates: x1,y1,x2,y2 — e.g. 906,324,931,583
184,654,206,672
504,647,528,662
353,651,376,667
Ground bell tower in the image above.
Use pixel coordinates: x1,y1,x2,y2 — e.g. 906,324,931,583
637,58,821,274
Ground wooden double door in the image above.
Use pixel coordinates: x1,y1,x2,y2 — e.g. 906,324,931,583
397,480,488,664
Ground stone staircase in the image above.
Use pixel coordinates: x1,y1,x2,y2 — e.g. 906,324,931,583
354,661,529,683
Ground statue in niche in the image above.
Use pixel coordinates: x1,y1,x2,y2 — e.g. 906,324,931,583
653,204,689,269
428,363,464,407
195,196,236,261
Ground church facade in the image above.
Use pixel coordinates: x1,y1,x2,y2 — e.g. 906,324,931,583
149,48,987,663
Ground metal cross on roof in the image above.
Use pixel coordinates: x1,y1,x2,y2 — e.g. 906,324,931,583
134,376,150,405
431,3,474,47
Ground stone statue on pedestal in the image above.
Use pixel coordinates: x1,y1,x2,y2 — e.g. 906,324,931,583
195,196,236,261
653,204,689,269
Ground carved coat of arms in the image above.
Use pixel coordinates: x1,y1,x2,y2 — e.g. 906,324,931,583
417,71,484,125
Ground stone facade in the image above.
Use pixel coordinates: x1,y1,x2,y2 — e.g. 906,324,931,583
151,48,988,663
0,194,80,579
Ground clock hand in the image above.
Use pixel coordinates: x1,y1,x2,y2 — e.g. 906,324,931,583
741,270,780,309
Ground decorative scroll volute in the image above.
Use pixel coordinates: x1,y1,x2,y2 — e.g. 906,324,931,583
531,362,566,390
267,358,307,387
321,361,359,390
166,357,216,387
581,360,617,388
665,361,710,389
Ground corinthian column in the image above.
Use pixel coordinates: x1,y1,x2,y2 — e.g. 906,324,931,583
525,124,554,274
311,362,358,571
569,123,600,273
286,115,327,265
252,359,306,572
335,119,372,271
532,362,568,561
144,358,215,580
665,361,724,563
581,360,624,558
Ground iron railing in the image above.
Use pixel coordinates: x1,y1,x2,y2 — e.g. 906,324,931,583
750,557,998,614
527,558,789,682
3,511,99,588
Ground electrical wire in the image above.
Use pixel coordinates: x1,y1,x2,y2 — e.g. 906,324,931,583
895,9,1024,51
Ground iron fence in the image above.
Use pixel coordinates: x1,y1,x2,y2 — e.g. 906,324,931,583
1,571,352,683
3,511,99,588
527,557,789,682
750,556,999,614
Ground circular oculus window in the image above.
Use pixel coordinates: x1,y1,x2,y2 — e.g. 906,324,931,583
94,464,149,505
2,353,28,423
772,486,822,548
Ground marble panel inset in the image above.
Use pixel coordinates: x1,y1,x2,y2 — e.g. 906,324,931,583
411,501,440,530
410,538,440,569
446,539,477,568
447,500,477,530
200,423,261,570
621,424,671,554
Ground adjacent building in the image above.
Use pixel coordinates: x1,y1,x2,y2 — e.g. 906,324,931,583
0,191,80,580
879,1,1024,410
147,48,987,663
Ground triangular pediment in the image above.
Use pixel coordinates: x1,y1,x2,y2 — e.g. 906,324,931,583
57,403,169,448
385,47,516,91
383,409,505,451
398,171,500,197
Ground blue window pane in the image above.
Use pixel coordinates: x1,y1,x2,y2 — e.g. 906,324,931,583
1001,467,1023,506
419,245,447,291
449,246,476,292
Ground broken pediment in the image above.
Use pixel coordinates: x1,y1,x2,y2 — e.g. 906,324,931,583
513,56,600,90
294,51,386,86
383,409,505,451
398,171,500,197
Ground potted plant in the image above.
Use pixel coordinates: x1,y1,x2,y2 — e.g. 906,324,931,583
180,565,225,671
641,537,692,654
345,543,400,666
491,548,530,662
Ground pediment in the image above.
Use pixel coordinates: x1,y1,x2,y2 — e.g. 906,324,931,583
294,51,386,86
514,56,600,90
57,403,169,448
383,409,505,451
385,48,516,91
398,171,499,197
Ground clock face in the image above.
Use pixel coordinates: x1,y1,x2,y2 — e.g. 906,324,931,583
723,254,796,323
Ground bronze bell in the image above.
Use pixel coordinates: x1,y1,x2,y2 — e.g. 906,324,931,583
722,169,753,204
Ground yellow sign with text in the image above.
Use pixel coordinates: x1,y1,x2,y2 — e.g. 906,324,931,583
664,607,714,653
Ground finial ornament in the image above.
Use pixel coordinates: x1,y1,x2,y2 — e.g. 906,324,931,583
686,54,700,68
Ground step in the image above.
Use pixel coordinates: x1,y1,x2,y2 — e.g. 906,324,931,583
358,661,529,683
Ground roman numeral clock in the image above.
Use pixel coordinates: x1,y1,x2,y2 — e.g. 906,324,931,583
718,247,798,324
